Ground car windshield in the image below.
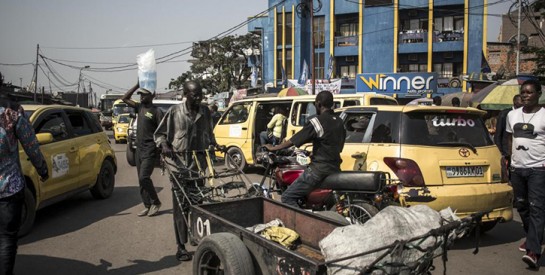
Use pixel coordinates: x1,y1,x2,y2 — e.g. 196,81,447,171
113,104,134,116
401,112,494,147
118,116,130,123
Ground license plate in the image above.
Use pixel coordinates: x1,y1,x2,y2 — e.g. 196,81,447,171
445,166,484,178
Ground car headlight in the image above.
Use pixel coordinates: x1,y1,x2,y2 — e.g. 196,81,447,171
117,127,124,132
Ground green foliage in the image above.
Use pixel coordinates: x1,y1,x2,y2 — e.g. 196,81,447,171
169,33,260,95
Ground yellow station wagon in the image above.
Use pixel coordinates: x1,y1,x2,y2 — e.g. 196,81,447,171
337,105,513,231
19,105,117,235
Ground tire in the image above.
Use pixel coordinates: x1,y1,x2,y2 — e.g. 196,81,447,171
478,220,498,233
225,147,246,171
19,187,36,237
126,146,136,167
348,202,379,225
90,160,115,199
193,233,254,275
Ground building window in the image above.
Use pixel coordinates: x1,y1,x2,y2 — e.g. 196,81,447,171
402,18,428,31
286,49,293,79
277,49,284,82
277,13,283,45
434,63,458,77
340,65,357,79
399,64,427,73
339,23,357,36
315,52,325,79
314,16,325,49
434,16,464,32
286,12,292,45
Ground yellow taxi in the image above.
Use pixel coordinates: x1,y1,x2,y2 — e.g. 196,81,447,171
336,105,513,231
19,105,117,235
113,114,131,143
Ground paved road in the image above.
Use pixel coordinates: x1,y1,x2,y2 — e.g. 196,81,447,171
15,134,544,274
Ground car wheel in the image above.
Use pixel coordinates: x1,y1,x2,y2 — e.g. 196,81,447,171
193,233,254,275
225,147,246,171
348,202,379,225
19,187,36,237
90,160,115,199
126,146,136,167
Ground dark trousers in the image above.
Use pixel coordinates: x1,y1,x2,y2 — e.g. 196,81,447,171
172,186,189,247
135,150,161,208
259,131,278,146
0,191,23,275
281,167,325,207
510,167,545,255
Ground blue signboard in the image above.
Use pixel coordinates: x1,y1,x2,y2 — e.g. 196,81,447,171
356,73,438,96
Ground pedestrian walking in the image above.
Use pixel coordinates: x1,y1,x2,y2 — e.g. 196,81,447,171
506,79,545,269
495,94,522,179
1,95,48,275
154,80,220,262
122,82,164,217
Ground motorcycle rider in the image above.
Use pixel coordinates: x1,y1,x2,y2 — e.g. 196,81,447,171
265,91,346,207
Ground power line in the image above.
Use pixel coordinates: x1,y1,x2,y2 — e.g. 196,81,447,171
0,62,34,66
41,40,194,50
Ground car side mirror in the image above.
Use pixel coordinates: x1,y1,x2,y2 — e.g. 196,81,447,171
36,133,54,145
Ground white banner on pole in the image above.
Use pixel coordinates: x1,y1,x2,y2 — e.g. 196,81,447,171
287,79,342,94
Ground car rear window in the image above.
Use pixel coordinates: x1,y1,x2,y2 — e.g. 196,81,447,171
370,98,397,105
401,112,494,147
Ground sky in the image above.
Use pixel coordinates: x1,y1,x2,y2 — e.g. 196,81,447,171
0,0,514,97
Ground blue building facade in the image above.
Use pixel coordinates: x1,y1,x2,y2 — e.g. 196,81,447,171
248,0,489,101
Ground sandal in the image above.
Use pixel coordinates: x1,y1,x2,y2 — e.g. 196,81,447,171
176,249,192,261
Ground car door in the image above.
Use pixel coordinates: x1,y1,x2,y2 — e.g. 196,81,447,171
339,110,373,171
65,109,104,188
32,110,80,201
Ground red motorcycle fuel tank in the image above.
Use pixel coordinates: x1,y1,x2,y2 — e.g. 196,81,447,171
275,165,305,185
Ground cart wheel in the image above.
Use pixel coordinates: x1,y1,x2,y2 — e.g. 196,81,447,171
349,202,379,225
193,233,254,275
225,147,246,171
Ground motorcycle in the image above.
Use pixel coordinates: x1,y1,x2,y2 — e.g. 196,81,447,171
252,147,398,224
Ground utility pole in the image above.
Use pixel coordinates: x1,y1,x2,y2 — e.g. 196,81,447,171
47,73,52,94
34,44,39,102
516,0,522,75
76,65,90,106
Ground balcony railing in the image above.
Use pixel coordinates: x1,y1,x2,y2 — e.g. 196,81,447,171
399,30,464,44
335,35,358,47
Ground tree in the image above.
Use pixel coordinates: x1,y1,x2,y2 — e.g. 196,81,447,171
169,71,194,90
169,33,260,95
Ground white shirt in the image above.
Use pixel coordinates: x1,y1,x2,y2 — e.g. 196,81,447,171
506,107,545,168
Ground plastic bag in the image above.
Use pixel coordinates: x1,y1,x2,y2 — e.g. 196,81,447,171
137,49,157,92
